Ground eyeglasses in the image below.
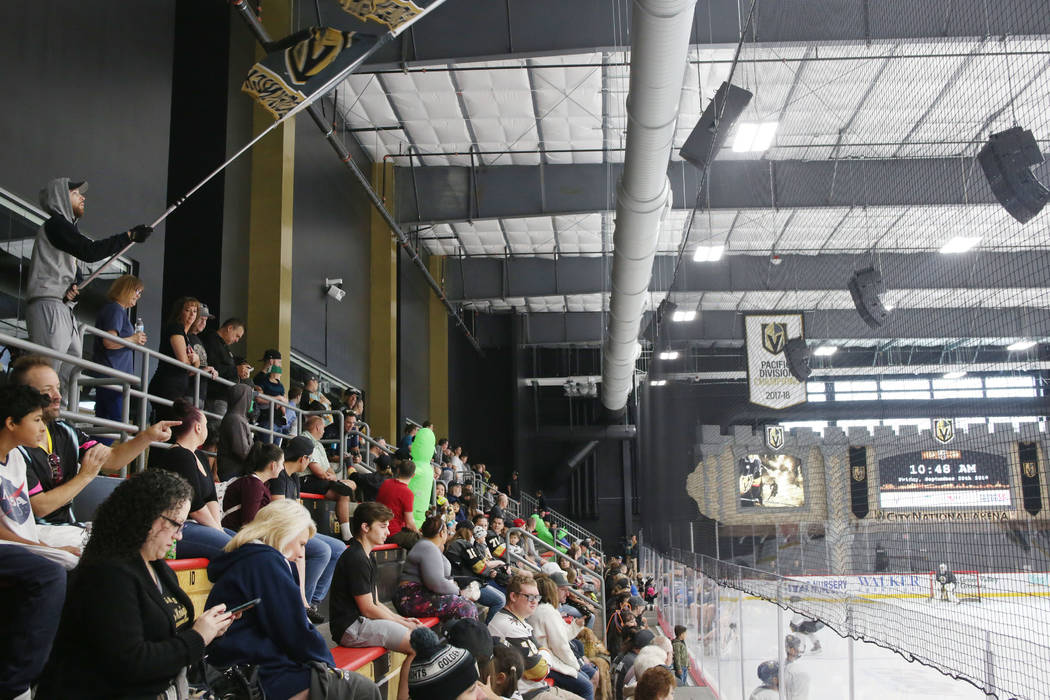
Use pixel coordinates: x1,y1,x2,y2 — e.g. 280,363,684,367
48,452,63,482
161,515,187,534
518,593,541,603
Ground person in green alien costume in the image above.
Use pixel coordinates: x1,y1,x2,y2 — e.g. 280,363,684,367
407,426,437,528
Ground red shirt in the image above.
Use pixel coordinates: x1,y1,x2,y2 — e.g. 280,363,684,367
377,478,415,535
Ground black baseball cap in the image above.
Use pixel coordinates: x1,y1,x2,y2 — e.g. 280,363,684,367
283,435,314,461
262,349,282,361
68,180,88,192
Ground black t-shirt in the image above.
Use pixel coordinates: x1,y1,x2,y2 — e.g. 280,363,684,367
155,322,189,380
156,445,217,513
330,539,377,640
25,420,92,524
268,469,301,500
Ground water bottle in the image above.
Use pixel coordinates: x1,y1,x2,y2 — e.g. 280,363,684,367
134,319,145,335
165,540,177,559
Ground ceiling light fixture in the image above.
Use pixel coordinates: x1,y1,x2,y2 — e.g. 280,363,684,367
942,370,968,380
650,380,667,386
671,310,696,322
1007,339,1037,351
732,121,779,152
813,345,838,357
658,351,679,360
693,245,724,262
939,237,981,254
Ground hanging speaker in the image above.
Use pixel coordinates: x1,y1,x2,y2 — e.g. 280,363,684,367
848,267,891,329
784,337,811,382
978,126,1050,224
679,81,753,170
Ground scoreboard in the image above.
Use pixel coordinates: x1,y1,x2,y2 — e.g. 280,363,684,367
878,449,1011,509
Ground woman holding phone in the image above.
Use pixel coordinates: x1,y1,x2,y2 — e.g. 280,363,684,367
205,500,380,700
36,470,233,699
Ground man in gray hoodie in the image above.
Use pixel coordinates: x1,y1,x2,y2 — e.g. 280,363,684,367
217,383,255,481
27,178,152,397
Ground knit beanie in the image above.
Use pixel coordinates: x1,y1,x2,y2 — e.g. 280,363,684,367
408,627,479,700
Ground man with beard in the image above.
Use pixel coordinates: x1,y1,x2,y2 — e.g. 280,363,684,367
9,355,176,525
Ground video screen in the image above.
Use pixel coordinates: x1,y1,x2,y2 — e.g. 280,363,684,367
878,449,1011,509
738,454,805,509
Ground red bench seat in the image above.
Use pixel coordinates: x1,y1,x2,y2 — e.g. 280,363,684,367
332,617,439,671
166,557,210,571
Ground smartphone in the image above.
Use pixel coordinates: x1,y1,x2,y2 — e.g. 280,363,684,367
227,598,261,615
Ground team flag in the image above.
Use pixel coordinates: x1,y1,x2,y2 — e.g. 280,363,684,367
335,0,444,34
243,27,378,119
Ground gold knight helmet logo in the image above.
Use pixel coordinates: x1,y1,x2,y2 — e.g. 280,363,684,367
934,418,955,445
1023,461,1037,479
852,463,867,482
761,323,787,354
765,425,784,451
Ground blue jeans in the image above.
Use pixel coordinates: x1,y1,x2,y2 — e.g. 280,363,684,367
176,521,235,560
0,547,66,697
549,668,594,700
477,583,506,624
305,533,345,606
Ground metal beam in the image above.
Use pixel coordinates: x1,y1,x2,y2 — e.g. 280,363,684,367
394,158,1050,225
501,308,1050,346
341,0,1050,70
444,252,1050,300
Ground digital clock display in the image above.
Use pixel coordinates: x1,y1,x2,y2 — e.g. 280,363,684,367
877,449,1011,509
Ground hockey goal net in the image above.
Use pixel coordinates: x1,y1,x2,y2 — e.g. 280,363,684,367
928,570,981,602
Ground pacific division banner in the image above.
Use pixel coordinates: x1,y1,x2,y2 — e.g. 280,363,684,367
744,314,806,409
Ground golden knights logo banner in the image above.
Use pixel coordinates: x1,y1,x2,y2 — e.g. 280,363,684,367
337,0,436,32
1019,441,1042,516
243,28,377,119
744,314,806,410
849,446,869,519
765,425,785,451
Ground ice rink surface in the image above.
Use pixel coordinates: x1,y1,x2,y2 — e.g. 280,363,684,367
681,593,1043,700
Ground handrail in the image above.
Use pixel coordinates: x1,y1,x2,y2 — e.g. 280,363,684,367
0,331,141,386
506,526,606,642
290,350,360,393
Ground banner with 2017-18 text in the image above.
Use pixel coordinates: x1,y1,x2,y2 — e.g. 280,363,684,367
744,313,806,409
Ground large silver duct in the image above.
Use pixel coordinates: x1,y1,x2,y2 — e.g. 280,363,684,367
601,0,698,411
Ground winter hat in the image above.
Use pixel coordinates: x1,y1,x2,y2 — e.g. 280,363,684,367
446,617,495,668
408,627,479,700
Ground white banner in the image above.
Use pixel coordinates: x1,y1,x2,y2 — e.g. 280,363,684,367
745,314,807,409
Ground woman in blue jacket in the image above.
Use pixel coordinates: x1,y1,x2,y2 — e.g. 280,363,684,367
205,500,380,700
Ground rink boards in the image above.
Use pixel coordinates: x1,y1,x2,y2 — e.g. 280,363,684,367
736,571,1050,601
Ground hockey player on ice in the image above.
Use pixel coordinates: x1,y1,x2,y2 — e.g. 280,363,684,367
783,635,811,700
788,597,825,653
932,563,959,604
748,661,780,700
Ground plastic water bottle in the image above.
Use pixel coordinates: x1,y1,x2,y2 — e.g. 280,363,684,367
165,540,177,559
134,319,145,335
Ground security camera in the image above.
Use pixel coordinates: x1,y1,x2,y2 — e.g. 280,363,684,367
327,284,346,302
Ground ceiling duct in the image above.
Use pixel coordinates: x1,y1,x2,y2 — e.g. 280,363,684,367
601,0,698,412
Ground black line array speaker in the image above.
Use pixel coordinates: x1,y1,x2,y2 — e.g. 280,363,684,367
978,126,1049,224
784,337,812,382
848,266,891,329
679,81,753,170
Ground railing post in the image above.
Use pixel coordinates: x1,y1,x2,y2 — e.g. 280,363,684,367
137,353,150,472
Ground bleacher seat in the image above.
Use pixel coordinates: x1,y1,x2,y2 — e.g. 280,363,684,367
72,474,123,522
167,557,212,616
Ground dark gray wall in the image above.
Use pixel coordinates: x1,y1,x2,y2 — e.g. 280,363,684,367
0,2,176,344
398,250,430,425
290,118,372,387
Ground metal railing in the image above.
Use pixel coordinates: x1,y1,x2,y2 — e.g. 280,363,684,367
520,491,603,557
506,526,607,643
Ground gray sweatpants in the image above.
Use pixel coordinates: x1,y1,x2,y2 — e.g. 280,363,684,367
26,297,82,405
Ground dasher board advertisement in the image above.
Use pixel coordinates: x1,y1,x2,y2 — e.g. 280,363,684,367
744,314,807,409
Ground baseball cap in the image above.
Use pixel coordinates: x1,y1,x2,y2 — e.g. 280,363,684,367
198,304,214,319
262,349,282,361
68,180,88,193
632,629,655,649
283,435,314,461
550,571,570,588
304,373,318,382
512,518,526,528
408,627,479,700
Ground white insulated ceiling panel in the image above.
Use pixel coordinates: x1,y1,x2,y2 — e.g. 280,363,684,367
455,59,540,166
530,55,605,164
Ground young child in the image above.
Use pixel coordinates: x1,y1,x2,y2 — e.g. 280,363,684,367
672,625,689,685
0,385,84,569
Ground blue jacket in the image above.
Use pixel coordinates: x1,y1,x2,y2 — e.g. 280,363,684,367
206,542,334,699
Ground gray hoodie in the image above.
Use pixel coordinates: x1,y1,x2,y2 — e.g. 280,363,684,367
218,383,255,481
28,177,133,301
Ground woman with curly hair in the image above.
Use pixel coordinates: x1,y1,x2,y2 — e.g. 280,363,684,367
205,500,381,700
36,469,233,699
154,397,234,559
